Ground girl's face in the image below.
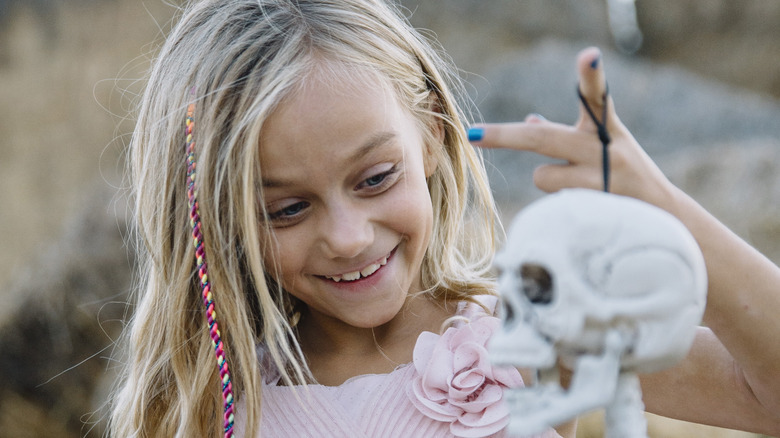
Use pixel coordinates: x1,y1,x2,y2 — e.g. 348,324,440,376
259,70,438,331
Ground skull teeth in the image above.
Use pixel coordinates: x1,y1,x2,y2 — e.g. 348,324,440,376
326,256,388,282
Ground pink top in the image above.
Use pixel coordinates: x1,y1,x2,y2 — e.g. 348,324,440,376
235,296,561,438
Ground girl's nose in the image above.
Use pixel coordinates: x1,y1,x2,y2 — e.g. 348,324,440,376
319,202,374,259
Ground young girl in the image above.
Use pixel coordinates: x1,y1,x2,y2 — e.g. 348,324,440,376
109,0,780,437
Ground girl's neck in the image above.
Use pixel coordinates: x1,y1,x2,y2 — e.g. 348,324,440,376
297,294,454,386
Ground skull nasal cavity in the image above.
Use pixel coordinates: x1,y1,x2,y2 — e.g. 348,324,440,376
520,263,554,305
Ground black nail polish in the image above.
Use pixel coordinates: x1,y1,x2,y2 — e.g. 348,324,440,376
590,54,601,70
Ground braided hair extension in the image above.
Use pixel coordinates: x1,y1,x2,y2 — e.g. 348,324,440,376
185,102,236,438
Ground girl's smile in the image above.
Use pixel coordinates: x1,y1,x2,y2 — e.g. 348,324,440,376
259,65,438,332
320,246,395,283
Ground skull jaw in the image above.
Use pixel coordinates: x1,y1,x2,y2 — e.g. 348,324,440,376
502,329,637,437
488,320,557,369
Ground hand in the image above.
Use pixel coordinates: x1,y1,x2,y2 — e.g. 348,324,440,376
470,47,677,211
472,47,780,433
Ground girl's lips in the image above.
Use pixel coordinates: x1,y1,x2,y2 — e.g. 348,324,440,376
320,247,397,283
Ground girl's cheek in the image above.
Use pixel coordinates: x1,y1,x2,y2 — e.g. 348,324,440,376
391,185,434,237
259,233,288,279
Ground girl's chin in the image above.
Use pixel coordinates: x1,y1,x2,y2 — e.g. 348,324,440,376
301,301,403,333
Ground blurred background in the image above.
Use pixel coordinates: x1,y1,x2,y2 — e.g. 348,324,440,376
1,0,778,436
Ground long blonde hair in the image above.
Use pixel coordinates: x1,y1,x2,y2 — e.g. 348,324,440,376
110,0,498,436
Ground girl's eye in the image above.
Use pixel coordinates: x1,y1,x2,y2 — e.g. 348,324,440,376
267,201,309,226
365,174,386,186
356,165,398,192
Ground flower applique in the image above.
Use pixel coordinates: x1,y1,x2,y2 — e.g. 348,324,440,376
407,303,524,437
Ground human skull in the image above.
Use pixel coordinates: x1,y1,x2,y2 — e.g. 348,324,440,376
490,189,706,372
488,189,707,435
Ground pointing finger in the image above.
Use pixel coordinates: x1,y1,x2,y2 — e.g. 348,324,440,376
468,121,602,165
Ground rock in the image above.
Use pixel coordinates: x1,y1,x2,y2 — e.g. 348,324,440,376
0,185,131,438
401,0,780,99
471,41,780,221
659,138,780,263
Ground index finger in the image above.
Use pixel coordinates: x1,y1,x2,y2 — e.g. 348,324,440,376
468,121,600,164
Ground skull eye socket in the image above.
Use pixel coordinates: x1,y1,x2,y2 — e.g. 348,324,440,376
520,263,554,305
498,296,516,325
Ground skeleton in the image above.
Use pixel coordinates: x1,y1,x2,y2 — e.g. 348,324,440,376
489,189,707,438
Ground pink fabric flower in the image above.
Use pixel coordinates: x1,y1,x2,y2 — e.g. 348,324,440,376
408,307,524,438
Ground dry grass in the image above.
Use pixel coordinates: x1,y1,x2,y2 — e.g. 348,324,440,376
578,411,769,438
0,0,176,288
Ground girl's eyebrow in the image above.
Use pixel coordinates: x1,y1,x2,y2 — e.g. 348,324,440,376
350,131,397,162
261,131,397,188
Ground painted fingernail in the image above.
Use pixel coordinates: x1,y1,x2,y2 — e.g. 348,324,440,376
590,54,601,69
468,127,484,142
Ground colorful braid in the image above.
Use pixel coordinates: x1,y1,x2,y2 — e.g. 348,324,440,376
186,102,236,438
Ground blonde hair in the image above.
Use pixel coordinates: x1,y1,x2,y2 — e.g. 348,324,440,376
110,0,499,436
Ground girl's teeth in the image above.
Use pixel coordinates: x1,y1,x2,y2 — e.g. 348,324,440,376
328,256,389,283
342,271,361,281
361,263,380,277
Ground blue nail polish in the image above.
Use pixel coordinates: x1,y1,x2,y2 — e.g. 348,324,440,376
590,54,601,69
468,127,484,142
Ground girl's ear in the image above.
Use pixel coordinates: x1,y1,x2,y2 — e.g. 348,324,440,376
423,92,444,178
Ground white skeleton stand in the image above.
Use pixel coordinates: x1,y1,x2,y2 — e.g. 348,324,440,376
489,189,707,438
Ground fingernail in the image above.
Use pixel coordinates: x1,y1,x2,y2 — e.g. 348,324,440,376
590,54,601,70
527,113,546,121
468,127,484,142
